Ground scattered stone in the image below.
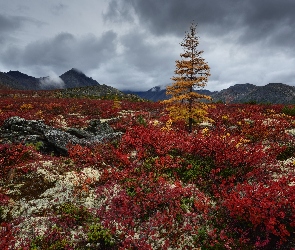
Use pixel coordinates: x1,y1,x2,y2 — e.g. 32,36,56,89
0,116,122,155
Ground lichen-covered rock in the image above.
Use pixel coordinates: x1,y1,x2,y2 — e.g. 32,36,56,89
0,116,122,155
85,119,114,135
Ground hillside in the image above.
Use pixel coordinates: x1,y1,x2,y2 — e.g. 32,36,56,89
0,68,101,91
59,68,100,89
124,86,168,102
56,85,143,101
125,82,295,104
0,69,132,99
123,86,217,102
245,83,295,104
5,71,40,89
0,72,26,90
1,68,295,103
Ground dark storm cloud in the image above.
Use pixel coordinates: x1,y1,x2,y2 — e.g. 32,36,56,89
104,0,246,36
1,30,118,75
104,0,295,48
1,0,294,91
238,0,295,49
103,0,134,23
103,0,295,90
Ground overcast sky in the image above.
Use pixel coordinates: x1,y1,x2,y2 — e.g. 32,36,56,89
0,0,294,91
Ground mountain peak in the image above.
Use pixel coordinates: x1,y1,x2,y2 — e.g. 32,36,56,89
149,85,166,92
59,69,99,88
62,68,85,76
69,68,84,74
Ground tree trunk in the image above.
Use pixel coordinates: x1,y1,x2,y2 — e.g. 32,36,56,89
188,117,193,133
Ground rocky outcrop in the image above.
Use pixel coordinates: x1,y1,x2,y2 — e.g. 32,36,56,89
0,116,122,155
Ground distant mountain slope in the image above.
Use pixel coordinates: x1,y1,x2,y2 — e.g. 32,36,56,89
212,83,258,103
58,85,125,99
1,68,295,104
5,70,40,89
123,86,217,102
0,68,101,90
210,83,295,104
124,86,168,102
0,72,22,90
244,83,295,104
124,83,295,104
59,68,100,89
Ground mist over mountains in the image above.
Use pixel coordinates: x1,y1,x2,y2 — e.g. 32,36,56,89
0,68,100,90
0,68,294,104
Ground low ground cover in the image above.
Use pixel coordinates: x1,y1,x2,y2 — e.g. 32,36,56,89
1,90,295,249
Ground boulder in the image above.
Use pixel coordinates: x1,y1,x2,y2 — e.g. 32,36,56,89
0,116,122,155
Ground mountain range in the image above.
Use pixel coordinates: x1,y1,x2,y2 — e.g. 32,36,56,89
0,68,134,100
1,68,295,104
124,83,295,104
0,68,100,90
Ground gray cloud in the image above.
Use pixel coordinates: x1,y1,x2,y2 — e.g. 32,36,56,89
103,0,295,90
0,14,27,44
120,30,175,73
103,0,247,36
0,14,23,33
104,0,295,49
51,3,68,16
1,0,294,92
0,13,45,33
1,31,118,76
103,0,134,23
94,29,180,91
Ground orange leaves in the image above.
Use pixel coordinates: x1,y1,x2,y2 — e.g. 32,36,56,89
162,23,211,132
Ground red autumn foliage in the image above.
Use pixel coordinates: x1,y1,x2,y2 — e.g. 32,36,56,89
1,89,295,249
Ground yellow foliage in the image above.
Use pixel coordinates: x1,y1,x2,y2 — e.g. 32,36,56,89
35,110,44,119
162,22,211,132
20,103,33,110
165,102,210,123
113,100,121,110
202,127,210,136
161,119,173,131
235,137,251,148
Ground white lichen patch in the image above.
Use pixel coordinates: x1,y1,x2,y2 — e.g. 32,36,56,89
3,160,103,222
273,157,295,186
286,128,295,136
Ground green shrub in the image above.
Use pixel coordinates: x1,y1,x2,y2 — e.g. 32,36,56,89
87,222,116,248
282,105,295,116
58,203,92,225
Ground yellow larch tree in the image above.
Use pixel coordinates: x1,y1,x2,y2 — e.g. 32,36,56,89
163,23,211,133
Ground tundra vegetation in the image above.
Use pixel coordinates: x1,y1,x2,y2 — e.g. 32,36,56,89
1,24,295,249
0,88,295,249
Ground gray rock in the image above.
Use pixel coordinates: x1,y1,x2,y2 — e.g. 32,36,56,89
0,116,122,155
44,129,80,155
66,128,93,139
85,119,114,135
